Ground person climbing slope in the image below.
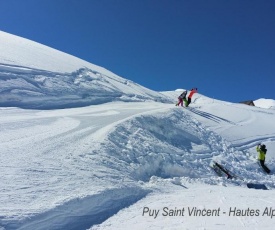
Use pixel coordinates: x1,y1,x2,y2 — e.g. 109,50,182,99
256,144,270,174
176,90,187,107
186,88,198,107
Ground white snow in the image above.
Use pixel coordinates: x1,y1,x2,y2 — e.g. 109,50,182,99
254,98,275,110
0,31,169,109
1,31,275,230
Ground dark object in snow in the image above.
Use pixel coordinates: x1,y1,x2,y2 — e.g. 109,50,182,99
210,161,233,179
239,100,255,106
247,183,268,190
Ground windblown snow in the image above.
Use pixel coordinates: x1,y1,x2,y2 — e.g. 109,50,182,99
1,30,275,230
0,31,169,109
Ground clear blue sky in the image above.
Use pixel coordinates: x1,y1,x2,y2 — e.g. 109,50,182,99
0,0,274,102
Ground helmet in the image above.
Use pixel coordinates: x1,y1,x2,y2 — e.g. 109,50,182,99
261,144,266,150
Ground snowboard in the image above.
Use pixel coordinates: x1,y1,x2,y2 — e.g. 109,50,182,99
247,183,268,190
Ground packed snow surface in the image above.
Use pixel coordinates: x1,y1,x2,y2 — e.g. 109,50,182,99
1,31,275,230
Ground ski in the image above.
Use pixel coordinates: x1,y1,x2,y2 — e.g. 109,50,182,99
210,161,269,190
210,161,233,179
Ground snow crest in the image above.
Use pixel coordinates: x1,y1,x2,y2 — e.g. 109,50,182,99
0,64,170,109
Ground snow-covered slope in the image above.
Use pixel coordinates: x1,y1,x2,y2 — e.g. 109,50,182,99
1,31,275,230
1,97,275,230
0,31,170,109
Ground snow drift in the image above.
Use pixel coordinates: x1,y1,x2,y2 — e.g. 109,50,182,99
0,30,170,109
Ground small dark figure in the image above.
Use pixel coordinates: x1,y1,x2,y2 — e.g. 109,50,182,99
256,144,270,174
176,90,187,107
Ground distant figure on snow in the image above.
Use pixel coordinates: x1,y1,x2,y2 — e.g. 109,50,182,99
257,144,270,174
186,88,198,107
176,90,187,107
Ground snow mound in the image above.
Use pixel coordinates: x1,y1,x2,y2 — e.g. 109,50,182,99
103,107,275,186
254,98,275,109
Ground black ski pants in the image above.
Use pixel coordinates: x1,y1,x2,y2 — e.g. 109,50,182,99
259,160,270,174
186,97,191,107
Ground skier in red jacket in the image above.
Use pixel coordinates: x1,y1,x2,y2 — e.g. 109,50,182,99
186,88,197,107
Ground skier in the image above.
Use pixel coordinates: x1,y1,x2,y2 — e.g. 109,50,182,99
256,144,270,174
186,88,198,107
176,90,187,107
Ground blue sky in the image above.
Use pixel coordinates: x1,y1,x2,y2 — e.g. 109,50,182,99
0,0,274,102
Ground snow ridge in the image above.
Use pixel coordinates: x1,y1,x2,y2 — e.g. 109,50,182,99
102,107,275,185
0,63,170,109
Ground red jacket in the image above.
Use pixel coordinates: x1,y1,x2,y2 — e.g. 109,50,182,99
188,89,197,98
